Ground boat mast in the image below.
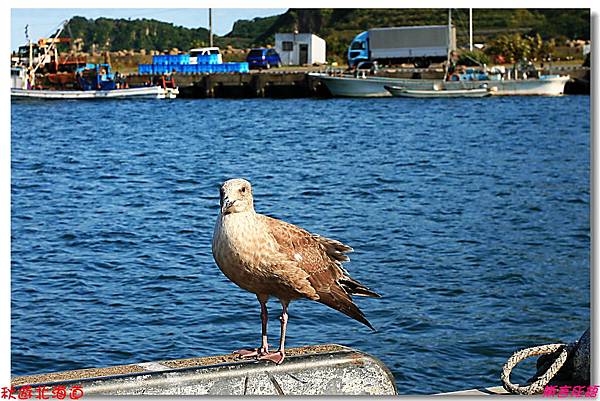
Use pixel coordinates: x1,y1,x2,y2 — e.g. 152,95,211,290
445,8,451,78
446,9,452,65
26,25,34,87
469,8,473,51
31,20,68,78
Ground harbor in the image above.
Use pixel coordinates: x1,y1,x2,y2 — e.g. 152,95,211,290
122,64,589,98
10,10,590,99
9,7,591,396
12,64,590,99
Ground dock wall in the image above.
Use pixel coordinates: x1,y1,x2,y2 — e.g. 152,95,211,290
12,344,397,396
125,65,590,98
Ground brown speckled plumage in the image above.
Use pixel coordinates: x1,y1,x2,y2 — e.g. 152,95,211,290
211,178,380,363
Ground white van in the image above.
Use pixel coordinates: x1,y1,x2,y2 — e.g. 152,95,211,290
189,47,222,64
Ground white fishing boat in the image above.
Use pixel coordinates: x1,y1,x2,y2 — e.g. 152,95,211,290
310,73,570,97
384,84,493,98
11,65,178,100
311,8,569,98
11,21,178,100
11,85,171,100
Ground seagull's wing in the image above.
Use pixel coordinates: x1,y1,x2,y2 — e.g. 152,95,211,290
259,214,379,329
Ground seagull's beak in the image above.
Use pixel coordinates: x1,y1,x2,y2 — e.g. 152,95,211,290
221,198,236,215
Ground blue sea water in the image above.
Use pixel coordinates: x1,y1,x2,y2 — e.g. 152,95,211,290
11,96,590,394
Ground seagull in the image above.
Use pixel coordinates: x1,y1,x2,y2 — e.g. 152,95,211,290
212,178,380,364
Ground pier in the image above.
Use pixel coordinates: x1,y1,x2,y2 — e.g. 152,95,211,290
12,344,397,396
125,65,590,98
127,71,331,98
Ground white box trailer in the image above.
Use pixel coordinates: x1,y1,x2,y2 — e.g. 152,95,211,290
348,25,456,68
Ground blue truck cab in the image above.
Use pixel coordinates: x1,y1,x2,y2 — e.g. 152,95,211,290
347,31,369,68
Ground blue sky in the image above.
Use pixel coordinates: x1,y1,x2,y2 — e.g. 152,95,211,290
11,8,287,50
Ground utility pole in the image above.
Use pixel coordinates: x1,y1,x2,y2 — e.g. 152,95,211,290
209,8,213,47
469,8,473,51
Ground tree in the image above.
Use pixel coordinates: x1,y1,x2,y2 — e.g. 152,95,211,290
486,32,554,63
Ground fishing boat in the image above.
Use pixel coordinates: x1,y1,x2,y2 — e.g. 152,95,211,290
310,8,569,98
11,65,177,100
311,72,570,97
11,21,177,100
384,84,493,98
11,85,169,100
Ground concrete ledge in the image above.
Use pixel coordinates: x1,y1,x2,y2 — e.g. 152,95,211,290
12,344,397,395
436,386,509,396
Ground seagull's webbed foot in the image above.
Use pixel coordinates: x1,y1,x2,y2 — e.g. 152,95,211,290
257,351,285,364
234,346,269,358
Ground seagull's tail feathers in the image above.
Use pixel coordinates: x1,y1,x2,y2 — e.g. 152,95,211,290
317,285,376,331
339,276,382,298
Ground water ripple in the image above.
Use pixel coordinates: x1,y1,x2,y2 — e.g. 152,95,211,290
11,96,589,394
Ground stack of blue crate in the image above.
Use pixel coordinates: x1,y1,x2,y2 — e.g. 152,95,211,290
137,64,153,74
138,54,250,74
196,54,220,64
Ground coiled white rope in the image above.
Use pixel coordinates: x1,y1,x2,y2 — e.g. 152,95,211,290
501,343,571,395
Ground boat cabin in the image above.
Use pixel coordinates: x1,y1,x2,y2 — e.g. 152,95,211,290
76,63,116,91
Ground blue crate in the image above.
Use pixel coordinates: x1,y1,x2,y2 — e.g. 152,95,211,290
137,64,153,74
152,55,169,65
154,64,168,74
222,63,249,73
170,54,190,64
196,54,220,65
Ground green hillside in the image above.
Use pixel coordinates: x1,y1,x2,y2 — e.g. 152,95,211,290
227,8,590,61
66,16,211,52
64,8,590,62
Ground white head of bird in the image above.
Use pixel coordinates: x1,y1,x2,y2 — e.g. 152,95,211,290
219,178,255,216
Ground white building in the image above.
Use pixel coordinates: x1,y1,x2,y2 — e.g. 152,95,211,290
275,33,326,66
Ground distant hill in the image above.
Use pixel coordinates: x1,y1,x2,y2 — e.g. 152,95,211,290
227,8,590,61
65,16,211,52
65,9,590,61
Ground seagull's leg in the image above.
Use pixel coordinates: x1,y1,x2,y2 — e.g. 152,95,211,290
258,299,288,364
234,294,269,358
258,295,270,355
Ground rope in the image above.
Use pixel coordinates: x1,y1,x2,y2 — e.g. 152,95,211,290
501,343,572,395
